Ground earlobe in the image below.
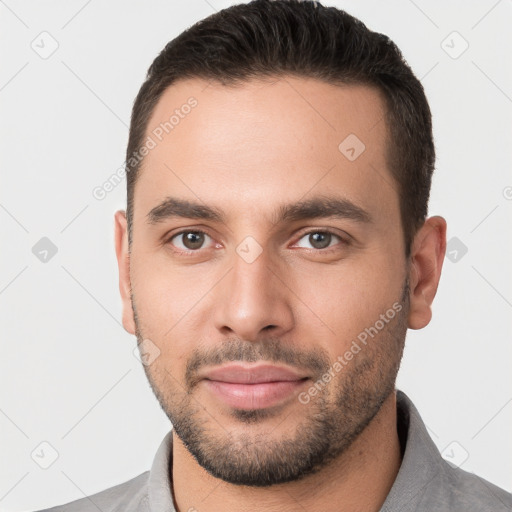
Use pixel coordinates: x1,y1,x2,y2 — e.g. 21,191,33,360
407,216,447,330
114,210,136,335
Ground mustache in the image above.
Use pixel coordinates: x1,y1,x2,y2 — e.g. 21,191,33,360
185,337,331,389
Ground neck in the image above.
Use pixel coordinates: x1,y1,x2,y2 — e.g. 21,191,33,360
171,391,401,512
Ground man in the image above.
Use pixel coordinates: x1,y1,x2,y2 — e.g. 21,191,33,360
36,0,512,511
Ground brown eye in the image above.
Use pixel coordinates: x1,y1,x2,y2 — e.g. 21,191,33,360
308,232,332,249
170,231,211,251
295,230,344,251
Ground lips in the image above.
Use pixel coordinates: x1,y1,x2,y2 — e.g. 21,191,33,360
202,364,308,384
200,363,309,410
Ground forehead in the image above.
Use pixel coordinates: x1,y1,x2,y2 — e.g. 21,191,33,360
134,76,396,225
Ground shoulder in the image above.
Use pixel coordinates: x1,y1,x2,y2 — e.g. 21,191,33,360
429,462,512,511
390,390,512,511
32,471,150,512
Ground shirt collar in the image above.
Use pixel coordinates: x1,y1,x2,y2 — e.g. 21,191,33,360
146,389,440,511
147,429,175,511
379,389,443,511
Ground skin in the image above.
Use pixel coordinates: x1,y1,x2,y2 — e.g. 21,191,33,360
114,76,447,512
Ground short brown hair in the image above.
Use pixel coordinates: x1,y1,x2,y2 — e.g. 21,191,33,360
126,0,435,257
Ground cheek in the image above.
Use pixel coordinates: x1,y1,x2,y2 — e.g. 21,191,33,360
290,253,403,354
132,249,207,319
130,251,220,364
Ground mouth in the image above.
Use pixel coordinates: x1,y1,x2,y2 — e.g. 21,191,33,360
200,363,310,410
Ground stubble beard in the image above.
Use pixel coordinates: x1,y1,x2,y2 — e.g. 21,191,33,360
132,281,409,487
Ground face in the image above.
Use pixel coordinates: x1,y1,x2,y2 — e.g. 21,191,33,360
119,77,412,486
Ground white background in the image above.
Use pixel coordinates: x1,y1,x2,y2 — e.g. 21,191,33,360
1,1,511,510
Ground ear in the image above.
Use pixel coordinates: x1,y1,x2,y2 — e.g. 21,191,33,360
114,210,136,335
407,216,447,330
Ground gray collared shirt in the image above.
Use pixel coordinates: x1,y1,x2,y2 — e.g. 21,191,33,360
36,390,512,511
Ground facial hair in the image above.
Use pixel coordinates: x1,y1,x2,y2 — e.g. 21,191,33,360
132,280,409,487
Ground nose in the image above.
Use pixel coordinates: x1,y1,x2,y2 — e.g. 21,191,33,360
212,245,295,342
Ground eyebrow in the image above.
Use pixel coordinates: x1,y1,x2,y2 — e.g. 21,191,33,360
146,195,372,226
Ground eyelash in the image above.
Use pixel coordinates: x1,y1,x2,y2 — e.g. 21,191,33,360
165,229,349,256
